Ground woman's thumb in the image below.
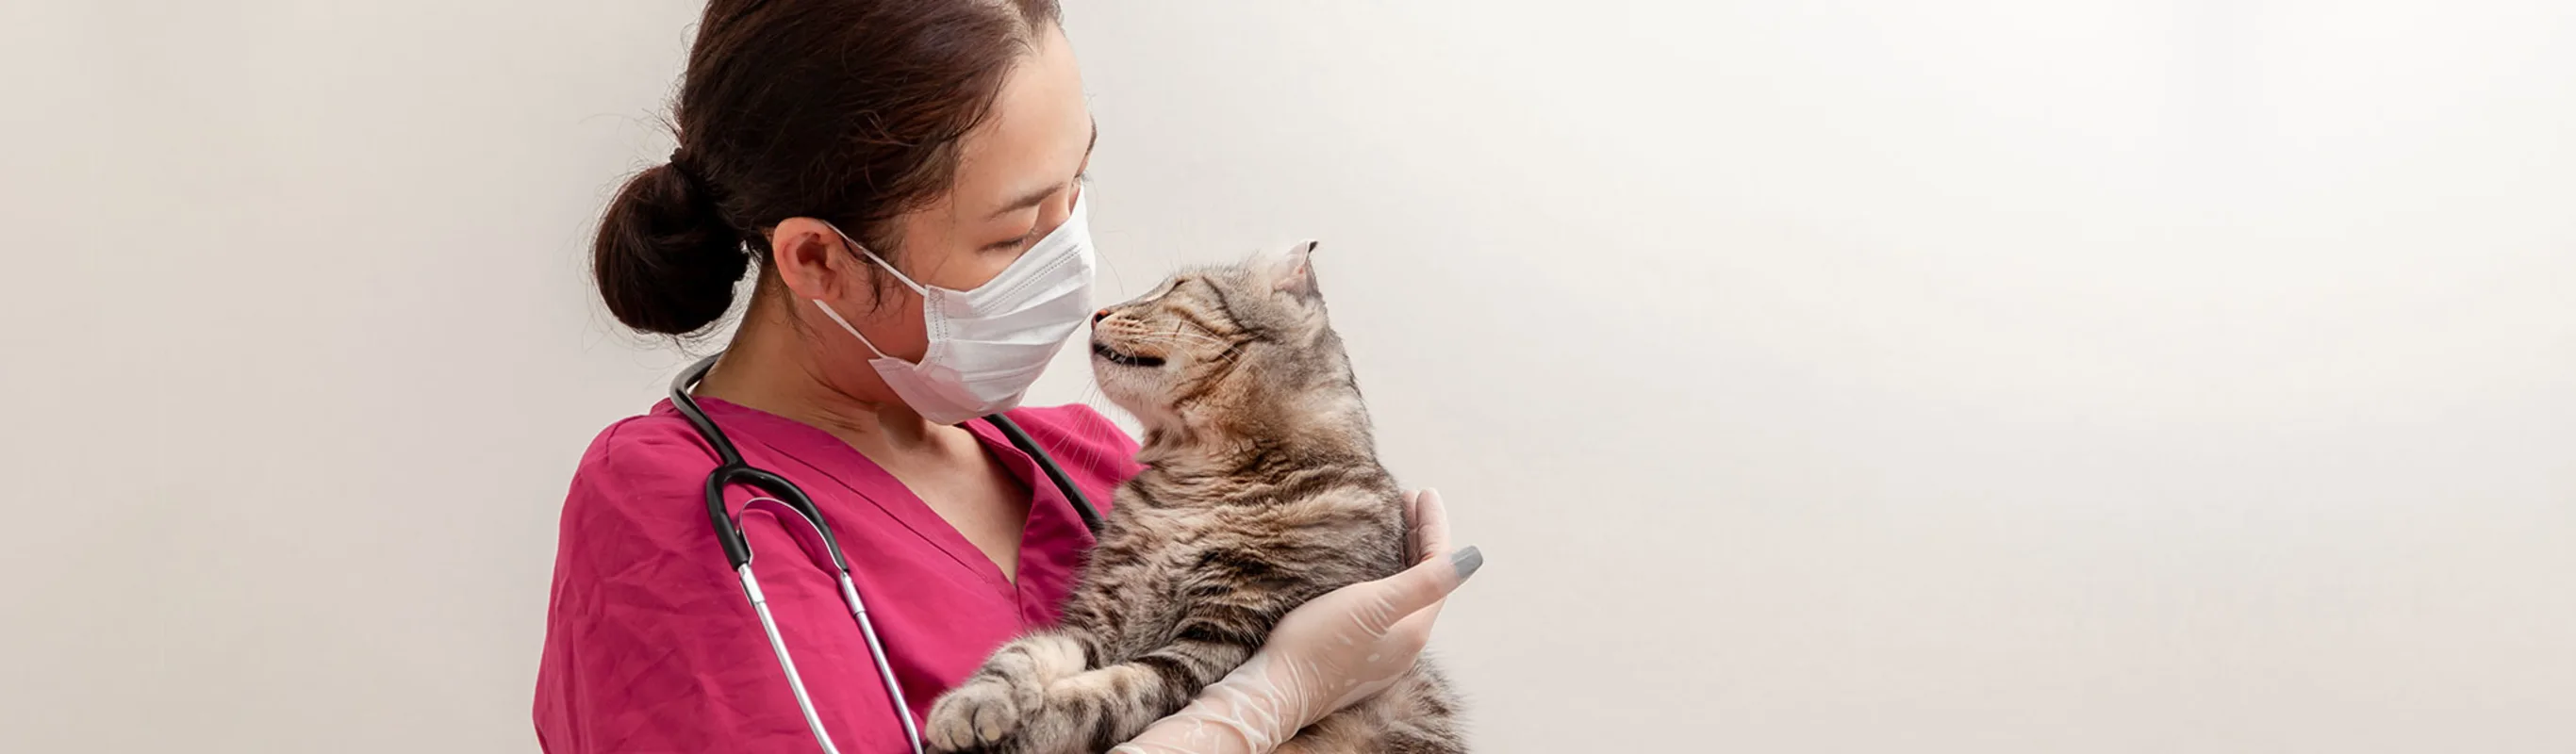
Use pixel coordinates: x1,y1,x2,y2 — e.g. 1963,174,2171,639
1359,546,1481,633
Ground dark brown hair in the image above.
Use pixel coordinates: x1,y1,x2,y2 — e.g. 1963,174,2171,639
593,0,1063,336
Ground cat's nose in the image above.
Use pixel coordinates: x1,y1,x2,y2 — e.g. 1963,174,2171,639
1092,308,1111,324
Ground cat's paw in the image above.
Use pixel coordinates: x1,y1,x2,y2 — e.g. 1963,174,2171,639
926,672,1042,752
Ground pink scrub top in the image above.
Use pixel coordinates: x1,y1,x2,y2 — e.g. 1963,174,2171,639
532,398,1141,754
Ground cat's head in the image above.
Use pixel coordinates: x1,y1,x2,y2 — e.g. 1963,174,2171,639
1089,240,1357,434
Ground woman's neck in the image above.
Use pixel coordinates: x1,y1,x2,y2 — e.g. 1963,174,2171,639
691,300,950,453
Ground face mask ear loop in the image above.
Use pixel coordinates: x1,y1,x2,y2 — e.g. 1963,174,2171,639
820,221,929,296
811,299,894,360
810,221,932,362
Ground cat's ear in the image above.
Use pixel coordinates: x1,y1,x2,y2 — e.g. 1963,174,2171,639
1271,239,1321,300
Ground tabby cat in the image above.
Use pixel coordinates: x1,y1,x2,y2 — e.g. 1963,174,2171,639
923,241,1464,754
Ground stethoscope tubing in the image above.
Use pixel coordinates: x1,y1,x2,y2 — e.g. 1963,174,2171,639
666,352,1098,754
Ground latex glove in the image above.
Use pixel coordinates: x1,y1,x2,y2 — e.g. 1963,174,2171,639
1111,489,1479,754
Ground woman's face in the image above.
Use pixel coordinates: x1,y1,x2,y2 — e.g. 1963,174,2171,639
883,23,1094,296
771,23,1092,382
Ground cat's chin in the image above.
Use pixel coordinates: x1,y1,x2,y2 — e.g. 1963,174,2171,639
1091,384,1181,435
1088,366,1164,429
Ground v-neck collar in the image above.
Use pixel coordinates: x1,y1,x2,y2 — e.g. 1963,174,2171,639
659,397,1091,614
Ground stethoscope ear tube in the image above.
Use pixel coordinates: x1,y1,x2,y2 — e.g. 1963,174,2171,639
984,413,1105,534
734,498,927,754
734,466,850,571
737,562,849,754
675,354,757,570
704,468,755,569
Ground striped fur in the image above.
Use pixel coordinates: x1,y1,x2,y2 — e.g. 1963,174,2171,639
926,244,1465,754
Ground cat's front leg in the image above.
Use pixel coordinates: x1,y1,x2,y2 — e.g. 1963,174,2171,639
925,630,1091,752
1016,603,1274,750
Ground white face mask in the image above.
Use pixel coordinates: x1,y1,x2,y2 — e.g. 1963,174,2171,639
812,190,1097,425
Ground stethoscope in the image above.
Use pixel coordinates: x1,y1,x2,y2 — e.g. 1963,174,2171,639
668,353,1104,754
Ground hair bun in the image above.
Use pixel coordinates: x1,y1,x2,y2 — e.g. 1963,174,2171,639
591,161,749,336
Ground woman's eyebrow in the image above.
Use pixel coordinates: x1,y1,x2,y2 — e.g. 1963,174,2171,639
984,119,1098,221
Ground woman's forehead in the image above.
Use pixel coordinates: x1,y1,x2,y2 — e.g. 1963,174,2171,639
951,25,1091,218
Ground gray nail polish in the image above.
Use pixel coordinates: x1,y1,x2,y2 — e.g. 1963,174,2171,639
1449,546,1483,580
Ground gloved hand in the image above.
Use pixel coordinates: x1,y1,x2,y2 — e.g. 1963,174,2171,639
1111,489,1480,754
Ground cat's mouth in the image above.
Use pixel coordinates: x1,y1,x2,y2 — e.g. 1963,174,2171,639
1092,340,1166,369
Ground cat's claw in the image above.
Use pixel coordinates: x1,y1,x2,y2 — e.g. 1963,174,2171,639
926,673,1040,752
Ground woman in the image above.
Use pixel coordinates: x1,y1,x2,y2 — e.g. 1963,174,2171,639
530,2,1478,752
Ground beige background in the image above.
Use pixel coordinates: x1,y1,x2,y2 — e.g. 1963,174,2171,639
4,1,2573,752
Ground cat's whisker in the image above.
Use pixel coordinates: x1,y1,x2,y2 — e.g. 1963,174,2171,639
1124,331,1229,350
1125,338,1226,353
1100,327,1228,351
1151,320,1233,350
1128,328,1233,352
1078,384,1116,476
1139,321,1222,343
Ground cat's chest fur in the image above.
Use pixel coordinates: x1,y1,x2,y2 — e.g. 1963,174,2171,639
1065,474,1409,662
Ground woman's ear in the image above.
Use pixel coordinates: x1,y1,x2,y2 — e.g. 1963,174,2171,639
768,217,867,303
1271,239,1321,300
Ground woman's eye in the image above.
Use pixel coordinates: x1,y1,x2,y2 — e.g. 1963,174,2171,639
985,228,1038,253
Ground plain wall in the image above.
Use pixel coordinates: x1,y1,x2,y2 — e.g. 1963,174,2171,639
4,1,2571,752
